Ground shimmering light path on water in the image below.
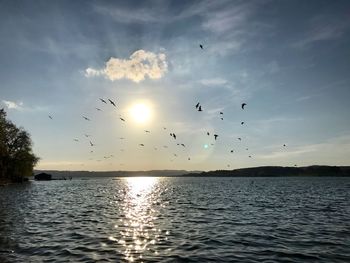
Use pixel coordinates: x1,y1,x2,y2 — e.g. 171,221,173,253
0,177,350,262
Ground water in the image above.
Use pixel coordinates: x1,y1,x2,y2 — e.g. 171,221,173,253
0,177,349,262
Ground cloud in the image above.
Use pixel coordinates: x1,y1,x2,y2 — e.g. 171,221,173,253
200,78,227,86
2,100,23,110
85,50,168,83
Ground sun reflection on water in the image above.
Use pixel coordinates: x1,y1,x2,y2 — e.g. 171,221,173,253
114,177,164,262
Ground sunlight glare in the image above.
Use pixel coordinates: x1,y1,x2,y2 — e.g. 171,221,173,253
129,103,152,124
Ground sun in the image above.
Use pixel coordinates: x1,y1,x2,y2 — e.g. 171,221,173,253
129,103,152,124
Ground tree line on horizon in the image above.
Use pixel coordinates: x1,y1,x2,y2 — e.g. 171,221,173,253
0,109,38,183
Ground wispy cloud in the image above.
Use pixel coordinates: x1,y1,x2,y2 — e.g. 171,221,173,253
2,100,23,110
85,50,168,83
292,15,349,48
199,78,227,86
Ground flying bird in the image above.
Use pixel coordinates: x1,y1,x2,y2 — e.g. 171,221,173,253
84,134,91,137
82,116,90,121
73,139,79,142
283,144,287,147
144,130,150,133
181,144,185,147
220,117,224,120
108,99,116,107
120,118,125,122
207,132,210,136
48,115,53,119
139,144,144,146
214,134,218,140
248,155,252,158
188,157,191,161
198,106,202,112
195,102,200,109
219,112,223,115
241,122,245,125
89,141,94,146
95,108,102,111
230,150,234,153
199,44,203,49
238,138,242,141
100,98,107,104
241,103,247,109
163,127,167,130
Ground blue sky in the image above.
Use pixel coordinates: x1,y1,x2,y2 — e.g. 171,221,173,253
1,0,350,171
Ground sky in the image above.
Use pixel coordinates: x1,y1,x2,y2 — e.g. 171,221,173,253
1,0,350,171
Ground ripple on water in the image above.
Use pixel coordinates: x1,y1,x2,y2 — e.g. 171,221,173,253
0,177,349,262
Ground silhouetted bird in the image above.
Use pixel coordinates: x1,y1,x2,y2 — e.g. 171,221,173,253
119,137,125,139
241,122,244,125
249,155,252,158
199,44,203,49
207,132,210,136
83,116,90,121
246,148,249,150
89,141,94,146
188,157,191,160
220,117,224,120
73,139,79,142
198,106,202,111
230,150,234,153
241,103,247,109
174,154,177,157
144,130,150,133
220,112,223,115
173,133,176,139
195,102,200,109
120,118,125,122
238,137,242,141
48,115,53,119
283,144,287,147
100,98,107,104
163,127,167,130
139,144,144,146
181,144,185,147
108,99,116,107
214,134,218,140
96,108,102,111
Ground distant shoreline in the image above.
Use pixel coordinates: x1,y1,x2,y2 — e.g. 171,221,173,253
34,165,350,178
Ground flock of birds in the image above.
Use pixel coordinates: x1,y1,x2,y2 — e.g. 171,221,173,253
46,44,288,168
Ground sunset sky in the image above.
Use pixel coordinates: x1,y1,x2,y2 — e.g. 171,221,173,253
1,0,350,171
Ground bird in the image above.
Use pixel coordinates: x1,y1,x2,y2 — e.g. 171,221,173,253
241,122,245,125
195,102,200,109
89,141,94,146
198,106,202,112
188,157,191,160
173,154,177,157
248,155,252,158
139,144,144,146
163,127,167,130
108,99,116,107
73,139,79,142
219,112,223,115
241,103,247,109
214,134,218,140
246,148,249,150
170,133,176,139
48,115,53,119
207,132,210,136
230,150,234,153
144,130,150,133
238,138,242,141
100,98,107,104
181,144,185,147
220,117,224,120
199,44,203,49
84,134,91,137
283,144,287,147
90,150,93,153
227,164,230,168
120,118,125,122
96,107,102,111
119,137,125,140
82,116,90,121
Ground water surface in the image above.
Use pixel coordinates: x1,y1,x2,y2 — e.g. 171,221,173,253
0,177,349,262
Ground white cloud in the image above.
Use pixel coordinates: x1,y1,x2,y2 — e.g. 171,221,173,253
2,100,23,110
85,50,168,83
200,78,227,86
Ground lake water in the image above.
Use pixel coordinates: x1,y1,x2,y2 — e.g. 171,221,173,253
0,177,349,262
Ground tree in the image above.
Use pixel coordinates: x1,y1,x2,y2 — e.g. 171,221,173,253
0,109,39,183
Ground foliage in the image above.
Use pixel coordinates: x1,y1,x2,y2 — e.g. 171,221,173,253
0,109,39,182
